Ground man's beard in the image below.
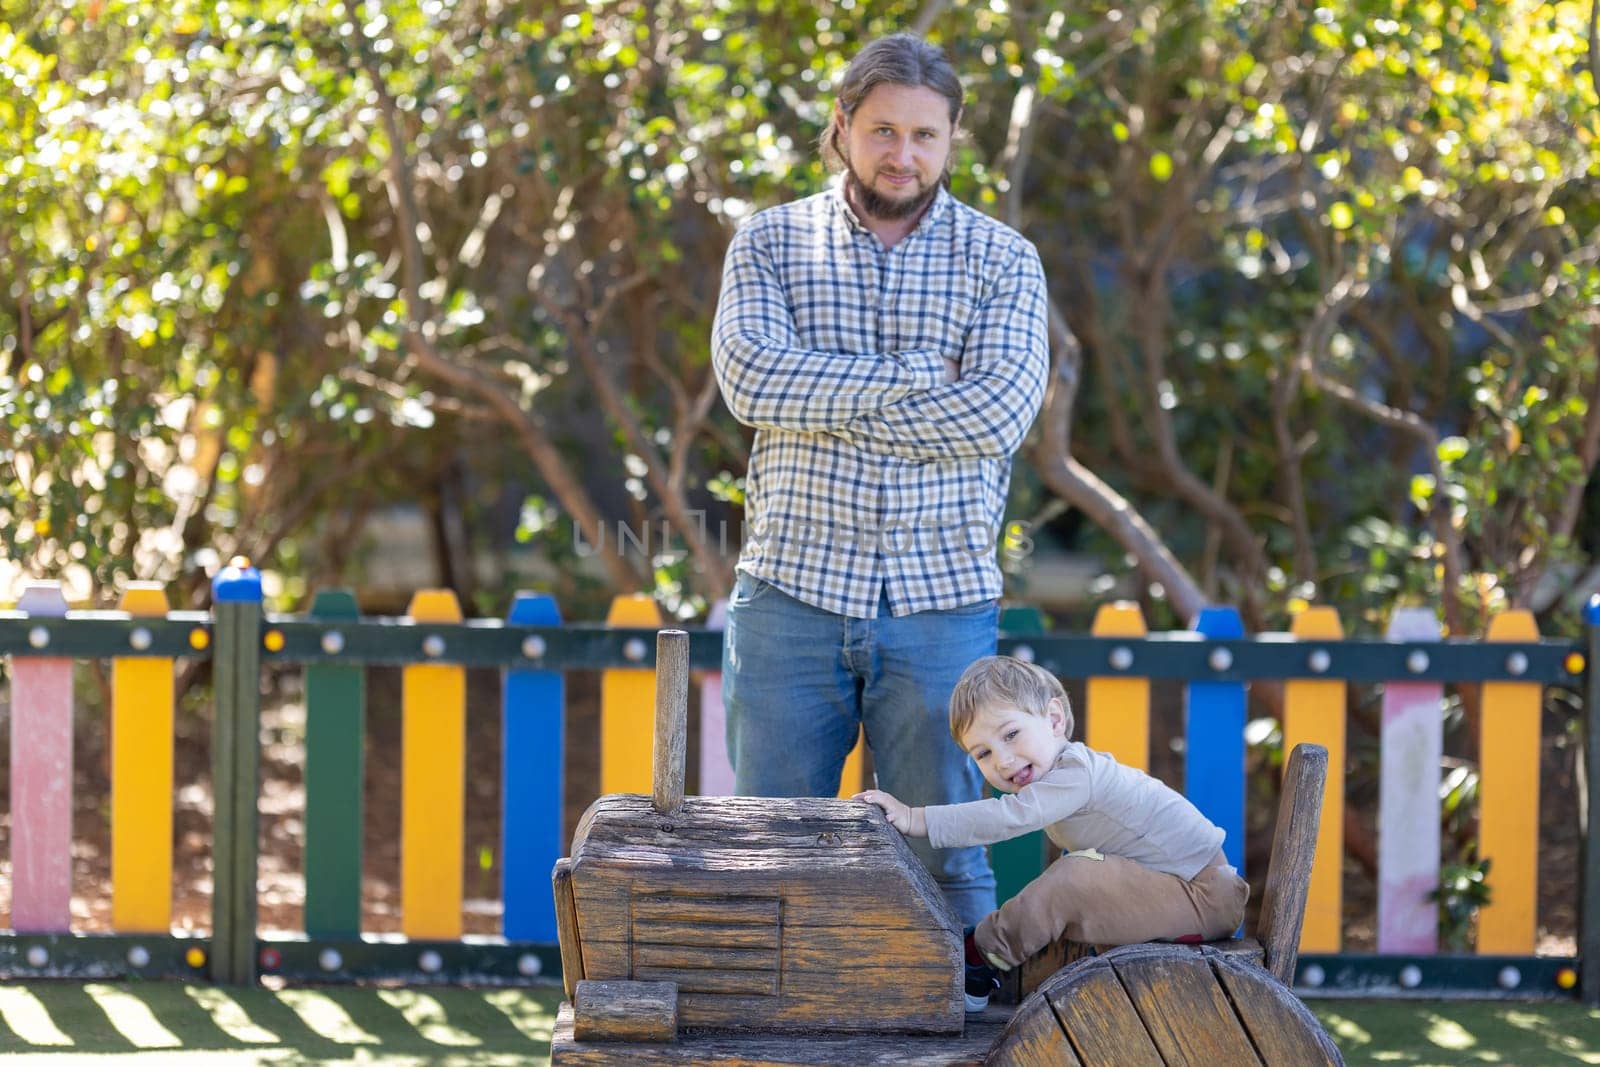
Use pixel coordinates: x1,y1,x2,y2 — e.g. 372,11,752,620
844,156,942,221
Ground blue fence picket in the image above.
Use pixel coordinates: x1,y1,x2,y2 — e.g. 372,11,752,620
502,593,565,942
1185,606,1246,874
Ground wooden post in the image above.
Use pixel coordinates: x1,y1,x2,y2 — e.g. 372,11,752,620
211,559,263,985
1257,743,1327,985
1583,595,1600,1006
653,630,689,816
552,857,585,1000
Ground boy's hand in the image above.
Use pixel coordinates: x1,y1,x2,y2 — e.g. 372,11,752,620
853,789,927,837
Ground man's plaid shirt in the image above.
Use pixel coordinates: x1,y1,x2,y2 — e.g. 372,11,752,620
711,183,1049,619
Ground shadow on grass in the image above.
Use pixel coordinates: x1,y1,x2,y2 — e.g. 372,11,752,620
0,980,563,1064
1315,999,1600,1065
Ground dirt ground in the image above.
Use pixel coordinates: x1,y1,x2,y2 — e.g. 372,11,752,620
0,667,1581,956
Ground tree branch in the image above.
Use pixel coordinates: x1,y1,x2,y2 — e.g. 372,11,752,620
1302,358,1468,632
538,279,732,600
359,50,644,594
1028,291,1206,622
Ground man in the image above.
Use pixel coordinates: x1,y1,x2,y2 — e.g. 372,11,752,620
710,32,1049,927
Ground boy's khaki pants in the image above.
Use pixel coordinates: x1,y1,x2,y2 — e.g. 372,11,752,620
974,849,1249,968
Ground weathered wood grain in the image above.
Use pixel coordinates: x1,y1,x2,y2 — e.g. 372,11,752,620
633,919,784,949
1107,943,1263,1065
573,980,678,1043
576,901,959,1030
652,630,689,816
553,857,584,1000
574,865,952,934
574,794,896,851
1039,957,1163,1066
994,944,1341,1066
982,997,1083,1066
1208,949,1344,1065
590,922,952,972
1001,933,1264,1005
995,928,1095,1004
583,937,956,1030
632,896,785,926
1188,936,1264,967
635,943,779,970
581,791,888,827
635,967,781,996
565,792,962,1033
1258,743,1328,983
552,1000,1010,1066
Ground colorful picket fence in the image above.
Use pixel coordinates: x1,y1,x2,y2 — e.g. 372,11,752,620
2,569,1598,1002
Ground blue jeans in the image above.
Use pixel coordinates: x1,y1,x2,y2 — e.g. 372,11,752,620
721,573,999,926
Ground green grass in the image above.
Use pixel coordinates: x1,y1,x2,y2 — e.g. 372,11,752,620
1315,1000,1600,1065
2,984,1599,1064
0,981,564,1064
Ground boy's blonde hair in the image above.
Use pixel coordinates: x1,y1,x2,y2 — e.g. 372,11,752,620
949,655,1075,743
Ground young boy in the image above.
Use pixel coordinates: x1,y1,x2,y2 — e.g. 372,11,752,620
855,655,1248,1010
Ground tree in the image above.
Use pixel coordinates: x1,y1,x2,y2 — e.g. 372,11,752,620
4,0,1596,640
985,0,1600,633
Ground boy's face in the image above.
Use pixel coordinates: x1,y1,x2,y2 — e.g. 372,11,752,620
959,700,1070,793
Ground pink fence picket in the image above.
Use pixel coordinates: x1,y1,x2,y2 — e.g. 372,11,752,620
10,583,74,933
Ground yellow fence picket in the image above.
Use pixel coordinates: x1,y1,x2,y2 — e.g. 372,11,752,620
1479,610,1540,954
112,584,175,933
602,595,663,794
1086,602,1150,771
401,590,466,940
1284,606,1346,953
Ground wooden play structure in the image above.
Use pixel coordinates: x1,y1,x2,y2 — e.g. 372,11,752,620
549,630,1343,1065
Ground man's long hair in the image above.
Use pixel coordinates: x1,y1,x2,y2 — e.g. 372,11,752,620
819,33,964,173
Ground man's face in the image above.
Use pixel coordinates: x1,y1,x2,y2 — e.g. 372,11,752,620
837,82,956,221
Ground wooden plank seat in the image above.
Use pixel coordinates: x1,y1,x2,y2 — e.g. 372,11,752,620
998,742,1329,1004
984,942,1343,1065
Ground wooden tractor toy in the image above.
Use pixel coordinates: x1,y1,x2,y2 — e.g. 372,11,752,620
549,630,1342,1066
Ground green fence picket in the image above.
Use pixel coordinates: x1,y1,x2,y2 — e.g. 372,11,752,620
304,589,365,938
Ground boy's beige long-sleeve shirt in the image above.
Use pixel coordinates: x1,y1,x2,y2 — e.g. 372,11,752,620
922,740,1226,880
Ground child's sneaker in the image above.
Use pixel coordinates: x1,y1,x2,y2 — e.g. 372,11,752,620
963,929,999,1012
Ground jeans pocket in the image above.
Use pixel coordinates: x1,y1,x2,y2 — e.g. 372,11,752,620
730,572,774,607
942,597,1000,620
